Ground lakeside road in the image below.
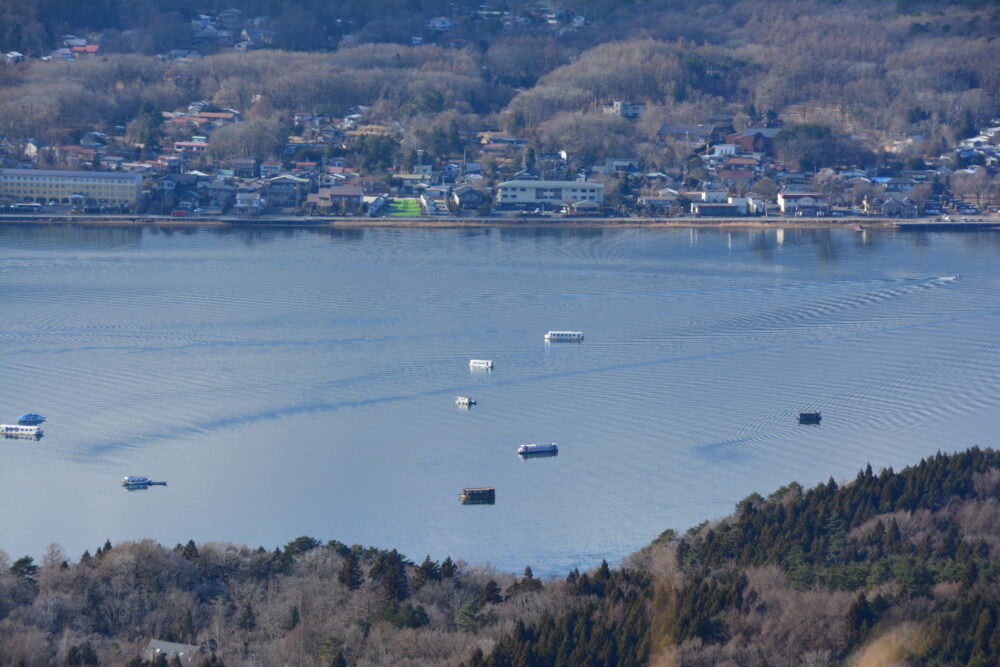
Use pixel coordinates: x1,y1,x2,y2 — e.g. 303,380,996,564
3,213,997,229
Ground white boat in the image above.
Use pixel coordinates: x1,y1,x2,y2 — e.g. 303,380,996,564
545,331,584,342
1,424,43,436
469,359,493,369
455,396,476,406
518,442,559,456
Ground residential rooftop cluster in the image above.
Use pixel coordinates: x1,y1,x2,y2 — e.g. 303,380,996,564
3,101,998,220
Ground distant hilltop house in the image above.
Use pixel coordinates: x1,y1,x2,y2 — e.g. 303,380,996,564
603,100,646,120
496,179,604,209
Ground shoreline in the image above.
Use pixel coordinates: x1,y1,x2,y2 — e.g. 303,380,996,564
1,214,997,231
0,214,1000,231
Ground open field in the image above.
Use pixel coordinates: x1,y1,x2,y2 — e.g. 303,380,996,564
385,198,423,217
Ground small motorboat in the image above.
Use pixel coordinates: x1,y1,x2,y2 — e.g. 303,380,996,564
798,412,822,424
455,396,476,407
17,413,46,425
122,476,167,487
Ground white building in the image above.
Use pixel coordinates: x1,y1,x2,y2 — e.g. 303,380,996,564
496,180,603,209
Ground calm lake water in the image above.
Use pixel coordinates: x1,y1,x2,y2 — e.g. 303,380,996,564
2,224,999,575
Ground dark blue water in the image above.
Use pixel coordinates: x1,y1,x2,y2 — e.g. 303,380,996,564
2,224,998,575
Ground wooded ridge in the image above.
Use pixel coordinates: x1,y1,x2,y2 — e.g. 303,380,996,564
3,446,1000,665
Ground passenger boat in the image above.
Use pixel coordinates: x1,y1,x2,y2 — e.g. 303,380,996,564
460,487,495,504
121,476,167,487
455,396,476,406
17,413,46,425
798,412,822,423
545,331,584,342
1,423,43,436
469,359,493,369
517,442,559,456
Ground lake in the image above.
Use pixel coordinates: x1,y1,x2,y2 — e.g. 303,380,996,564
1,223,998,575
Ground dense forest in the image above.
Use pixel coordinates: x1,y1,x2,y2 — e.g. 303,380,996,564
1,0,998,171
4,446,1000,665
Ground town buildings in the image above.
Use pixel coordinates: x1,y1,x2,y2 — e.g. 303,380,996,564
0,169,143,207
496,180,604,209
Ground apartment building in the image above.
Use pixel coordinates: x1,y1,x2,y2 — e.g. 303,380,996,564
0,169,144,206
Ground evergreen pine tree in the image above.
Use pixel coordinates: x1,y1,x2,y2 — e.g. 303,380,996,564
440,556,457,578
183,609,196,641
413,554,440,589
480,580,503,606
238,602,256,631
181,539,199,560
338,550,363,590
286,605,300,631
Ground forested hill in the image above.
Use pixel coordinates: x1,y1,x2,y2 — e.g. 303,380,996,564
1,0,998,170
477,446,1000,666
3,447,1000,665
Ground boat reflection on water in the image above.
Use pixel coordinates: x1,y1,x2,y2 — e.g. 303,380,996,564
3,432,43,441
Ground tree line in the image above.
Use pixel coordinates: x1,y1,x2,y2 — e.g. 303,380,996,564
4,446,1000,664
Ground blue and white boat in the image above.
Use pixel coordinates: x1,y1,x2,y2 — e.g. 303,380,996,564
17,413,46,425
2,423,43,436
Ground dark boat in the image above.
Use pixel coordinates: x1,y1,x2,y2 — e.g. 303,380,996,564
460,487,495,505
798,411,822,424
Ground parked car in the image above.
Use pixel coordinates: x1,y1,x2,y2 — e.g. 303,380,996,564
170,210,188,217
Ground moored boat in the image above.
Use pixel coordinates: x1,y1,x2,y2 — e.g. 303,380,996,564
545,331,584,342
517,442,559,456
798,411,822,423
455,396,476,406
121,476,167,487
469,359,493,369
460,487,495,504
2,423,43,436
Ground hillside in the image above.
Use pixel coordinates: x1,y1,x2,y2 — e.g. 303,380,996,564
3,447,1000,665
1,0,998,168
